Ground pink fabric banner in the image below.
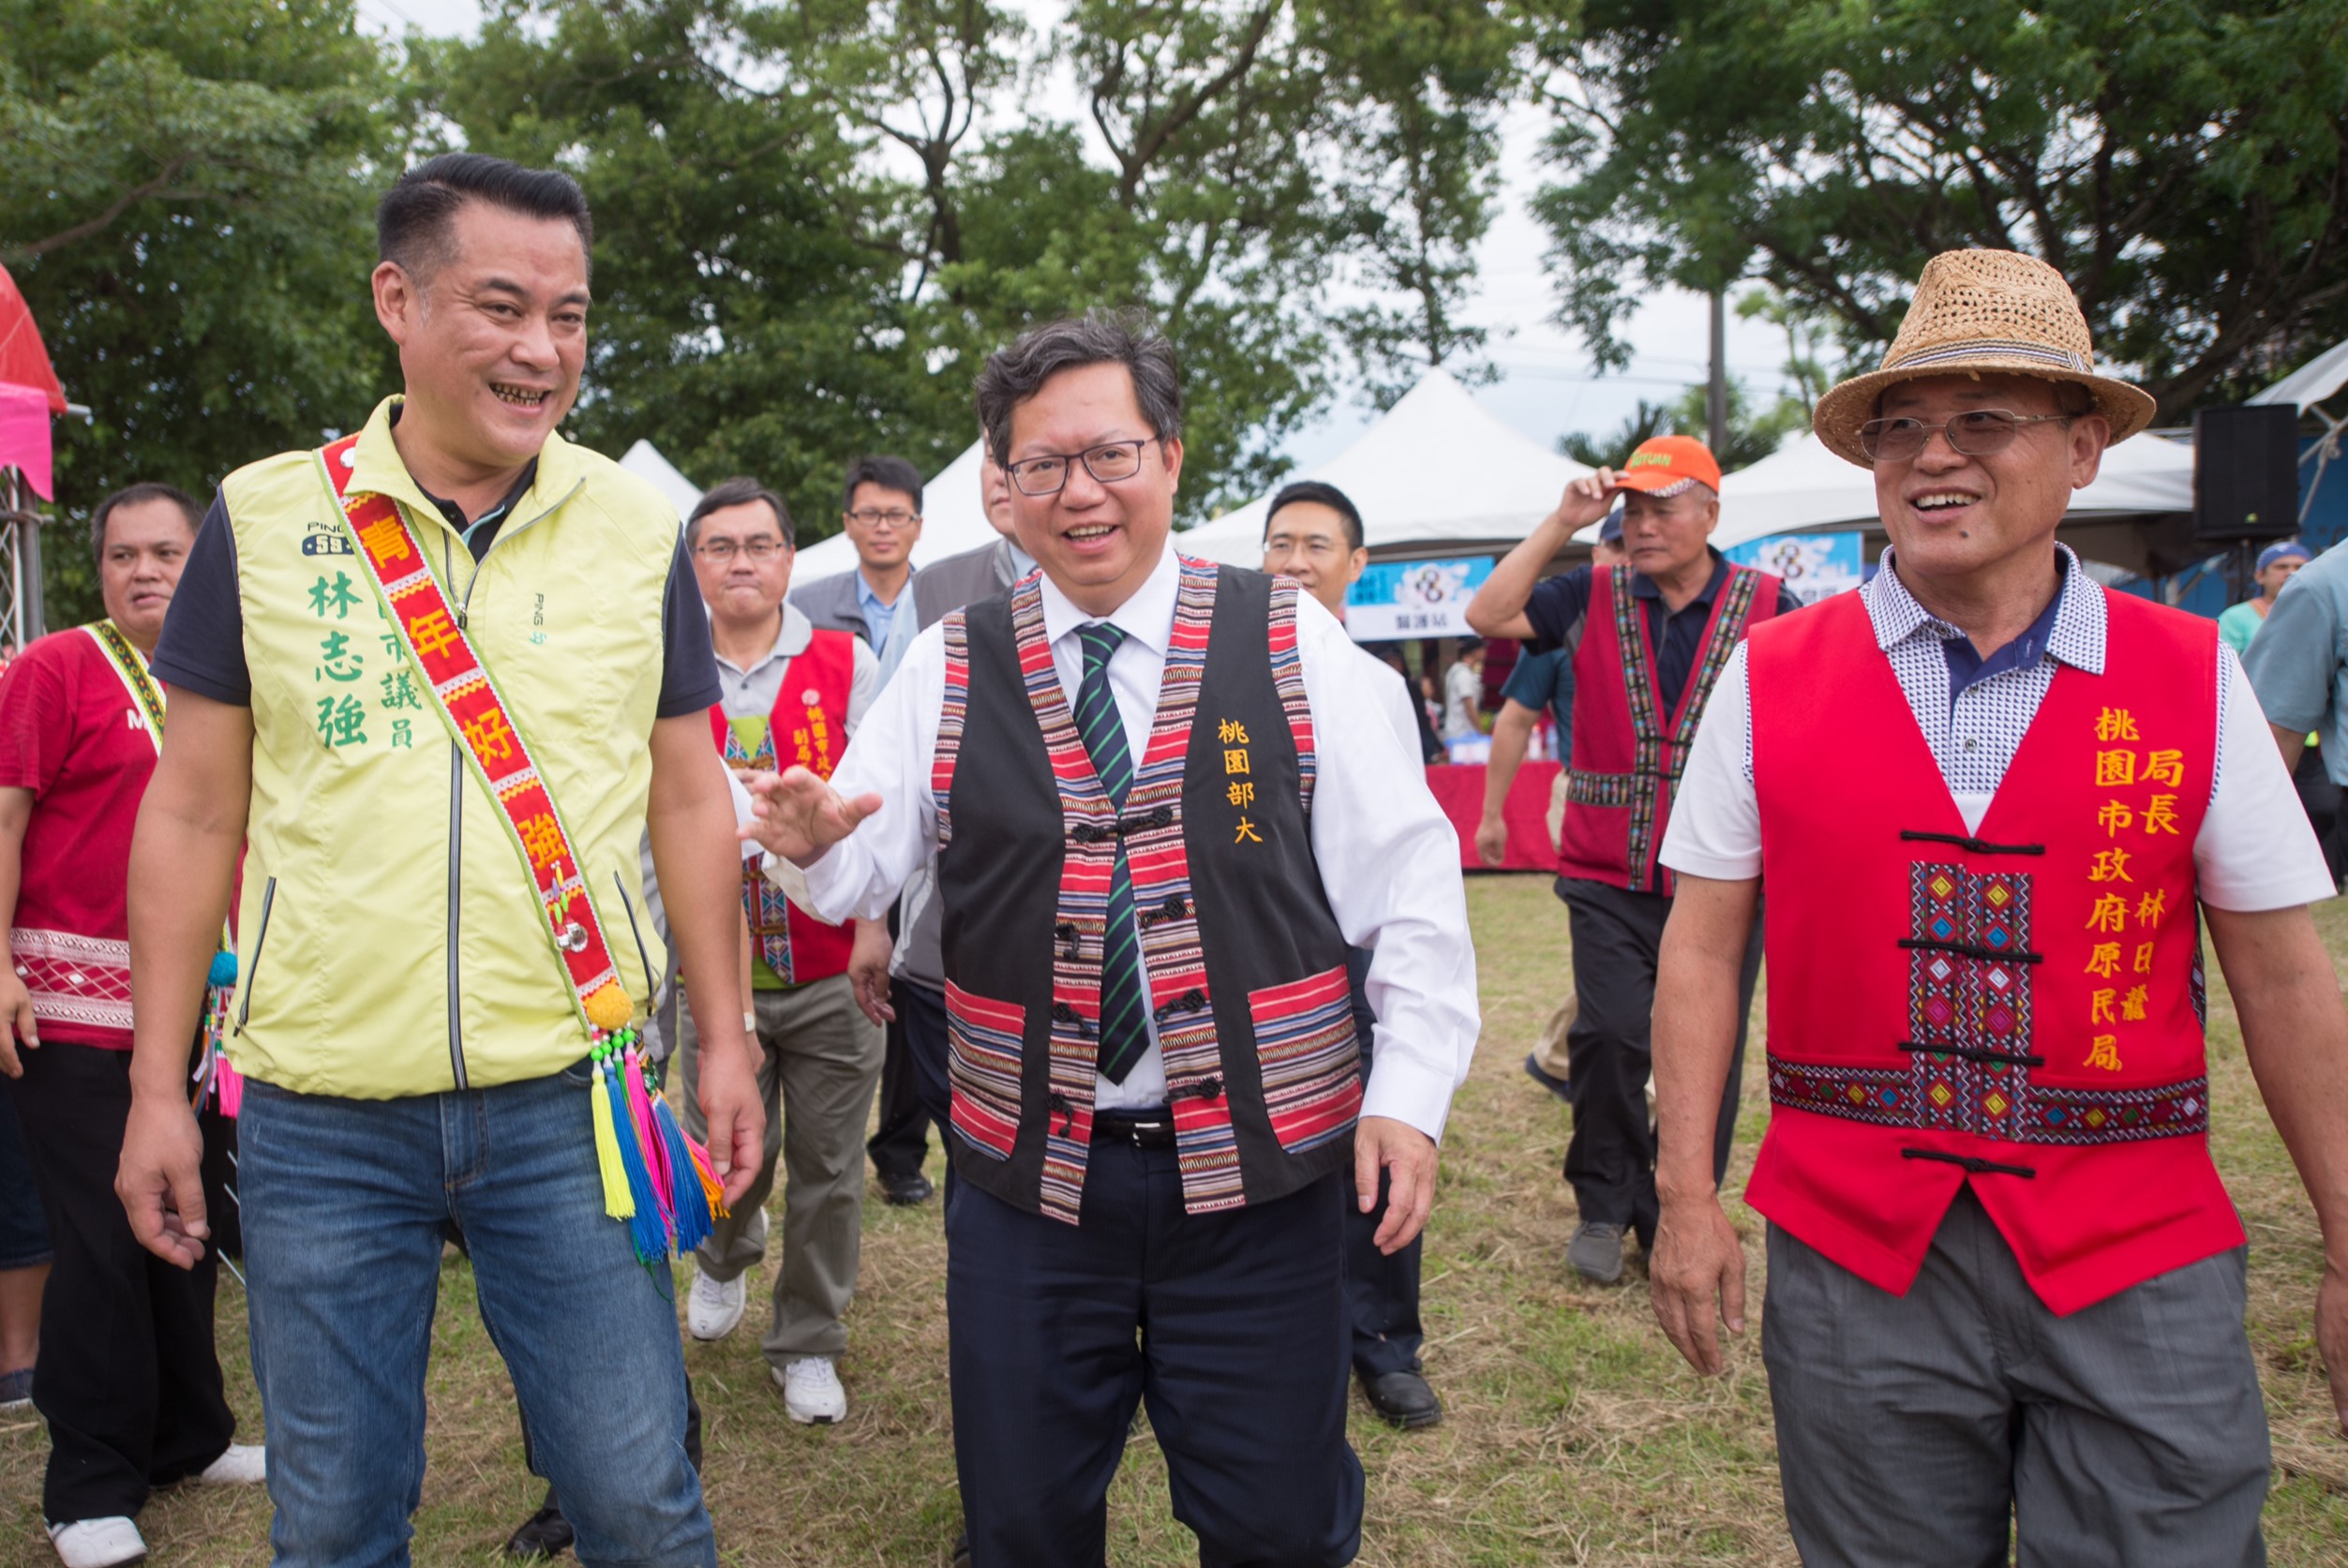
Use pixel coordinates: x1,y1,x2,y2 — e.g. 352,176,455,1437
0,381,52,500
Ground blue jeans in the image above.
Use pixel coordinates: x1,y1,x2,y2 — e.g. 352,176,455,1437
239,1065,714,1568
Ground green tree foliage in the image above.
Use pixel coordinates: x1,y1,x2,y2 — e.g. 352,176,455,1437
427,0,1528,531
1556,380,1797,472
1534,0,2348,421
0,0,403,623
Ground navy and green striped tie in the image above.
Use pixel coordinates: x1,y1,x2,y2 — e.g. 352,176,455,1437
1074,622,1151,1083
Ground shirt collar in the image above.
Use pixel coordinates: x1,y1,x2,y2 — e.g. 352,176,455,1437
713,600,813,678
342,395,583,542
1627,548,1731,606
1863,542,2105,676
855,568,906,615
1038,537,1181,656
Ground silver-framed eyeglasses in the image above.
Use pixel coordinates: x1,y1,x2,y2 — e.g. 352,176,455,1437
1859,410,2073,463
695,537,787,562
1004,439,1159,497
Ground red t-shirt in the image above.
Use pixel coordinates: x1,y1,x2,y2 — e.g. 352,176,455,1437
0,627,159,1048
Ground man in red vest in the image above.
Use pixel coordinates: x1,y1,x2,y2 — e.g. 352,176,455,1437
1469,436,1799,1285
1649,248,2348,1565
679,476,887,1428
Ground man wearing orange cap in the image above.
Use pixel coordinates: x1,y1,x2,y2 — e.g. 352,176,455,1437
1650,249,2348,1565
1469,435,1800,1284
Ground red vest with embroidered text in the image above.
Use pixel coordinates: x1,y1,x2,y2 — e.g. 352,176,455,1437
1559,563,1781,894
707,626,858,986
1744,588,2236,1315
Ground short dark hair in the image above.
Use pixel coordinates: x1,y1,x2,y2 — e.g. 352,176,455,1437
91,483,201,561
973,311,1183,468
843,455,924,515
1264,480,1365,553
687,477,794,550
377,153,594,285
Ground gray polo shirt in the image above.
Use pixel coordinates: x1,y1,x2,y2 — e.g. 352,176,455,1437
2244,540,2348,784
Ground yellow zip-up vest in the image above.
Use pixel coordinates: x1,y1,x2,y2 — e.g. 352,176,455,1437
219,396,676,1098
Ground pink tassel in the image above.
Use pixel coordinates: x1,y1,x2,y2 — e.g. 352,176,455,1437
214,1056,245,1119
621,1045,676,1224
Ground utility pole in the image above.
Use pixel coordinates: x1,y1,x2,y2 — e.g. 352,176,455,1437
1706,288,1728,457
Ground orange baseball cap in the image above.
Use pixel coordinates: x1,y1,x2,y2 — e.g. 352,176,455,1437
1608,434,1721,497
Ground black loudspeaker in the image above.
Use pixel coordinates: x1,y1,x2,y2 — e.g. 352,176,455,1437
2193,404,2301,542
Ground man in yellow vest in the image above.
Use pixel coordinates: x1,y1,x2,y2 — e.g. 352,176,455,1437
115,154,761,1567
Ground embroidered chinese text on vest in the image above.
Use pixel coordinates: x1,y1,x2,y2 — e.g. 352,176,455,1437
930,560,1362,1223
1744,589,2236,1315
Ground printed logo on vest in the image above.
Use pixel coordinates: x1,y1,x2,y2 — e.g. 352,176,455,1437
302,520,355,556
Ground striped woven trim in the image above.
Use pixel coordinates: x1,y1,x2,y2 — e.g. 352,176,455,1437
1264,573,1317,816
1249,964,1362,1155
1885,337,2090,374
1130,560,1242,1214
83,622,166,754
1009,573,1114,1223
933,610,971,852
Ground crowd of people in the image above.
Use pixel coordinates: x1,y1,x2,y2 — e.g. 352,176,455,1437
1,151,2346,1568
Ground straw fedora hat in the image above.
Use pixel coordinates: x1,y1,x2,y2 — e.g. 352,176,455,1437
1811,248,2157,467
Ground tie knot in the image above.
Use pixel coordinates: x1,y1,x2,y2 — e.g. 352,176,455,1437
1077,621,1127,676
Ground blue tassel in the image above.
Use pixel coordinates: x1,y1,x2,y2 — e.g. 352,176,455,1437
652,1095,714,1256
605,1054,668,1263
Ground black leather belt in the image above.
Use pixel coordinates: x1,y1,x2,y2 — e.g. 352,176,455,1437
1091,1111,1176,1149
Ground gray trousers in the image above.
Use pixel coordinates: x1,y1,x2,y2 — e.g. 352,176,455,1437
1763,1188,2269,1568
679,974,886,1369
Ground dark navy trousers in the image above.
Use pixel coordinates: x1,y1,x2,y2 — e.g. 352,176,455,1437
1341,949,1422,1379
945,1148,1364,1568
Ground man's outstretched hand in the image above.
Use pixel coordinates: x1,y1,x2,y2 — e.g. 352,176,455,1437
741,767,882,866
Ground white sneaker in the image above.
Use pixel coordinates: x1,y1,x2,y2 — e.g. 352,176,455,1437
47,1517,146,1568
687,1269,747,1341
195,1442,265,1486
775,1356,846,1425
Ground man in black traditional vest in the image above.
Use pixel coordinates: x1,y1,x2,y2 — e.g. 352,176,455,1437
747,313,1479,1567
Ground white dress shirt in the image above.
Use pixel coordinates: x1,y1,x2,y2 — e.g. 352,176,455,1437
770,543,1479,1140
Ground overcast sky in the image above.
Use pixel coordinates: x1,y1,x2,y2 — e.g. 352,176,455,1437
357,0,1798,472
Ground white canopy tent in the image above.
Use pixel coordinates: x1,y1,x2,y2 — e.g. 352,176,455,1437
2250,339,2348,413
619,439,704,523
614,437,1002,582
790,440,998,584
1697,430,2198,575
1177,367,1592,564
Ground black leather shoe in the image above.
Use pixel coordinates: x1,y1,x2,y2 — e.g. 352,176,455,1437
505,1500,575,1560
1359,1368,1443,1429
951,1530,973,1568
881,1171,935,1206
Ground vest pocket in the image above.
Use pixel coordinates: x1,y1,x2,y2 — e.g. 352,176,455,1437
1248,963,1363,1154
944,979,1024,1161
233,878,279,1034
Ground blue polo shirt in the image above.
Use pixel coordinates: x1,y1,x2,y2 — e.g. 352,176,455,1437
2245,540,2348,781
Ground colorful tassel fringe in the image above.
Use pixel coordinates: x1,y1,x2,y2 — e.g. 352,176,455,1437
588,1026,730,1267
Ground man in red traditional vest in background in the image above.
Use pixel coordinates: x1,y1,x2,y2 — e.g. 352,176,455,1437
0,485,264,1568
679,477,886,1427
1650,249,2348,1566
1469,436,1799,1286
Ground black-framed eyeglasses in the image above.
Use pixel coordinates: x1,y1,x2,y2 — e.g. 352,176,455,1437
1859,410,2073,463
1003,439,1159,497
845,508,919,528
695,538,787,562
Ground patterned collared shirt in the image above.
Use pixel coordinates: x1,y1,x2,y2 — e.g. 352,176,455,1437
1744,545,2227,807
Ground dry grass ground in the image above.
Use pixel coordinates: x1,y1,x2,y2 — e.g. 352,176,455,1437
8,874,2348,1564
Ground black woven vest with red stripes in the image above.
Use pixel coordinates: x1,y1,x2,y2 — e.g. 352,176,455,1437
934,558,1361,1224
